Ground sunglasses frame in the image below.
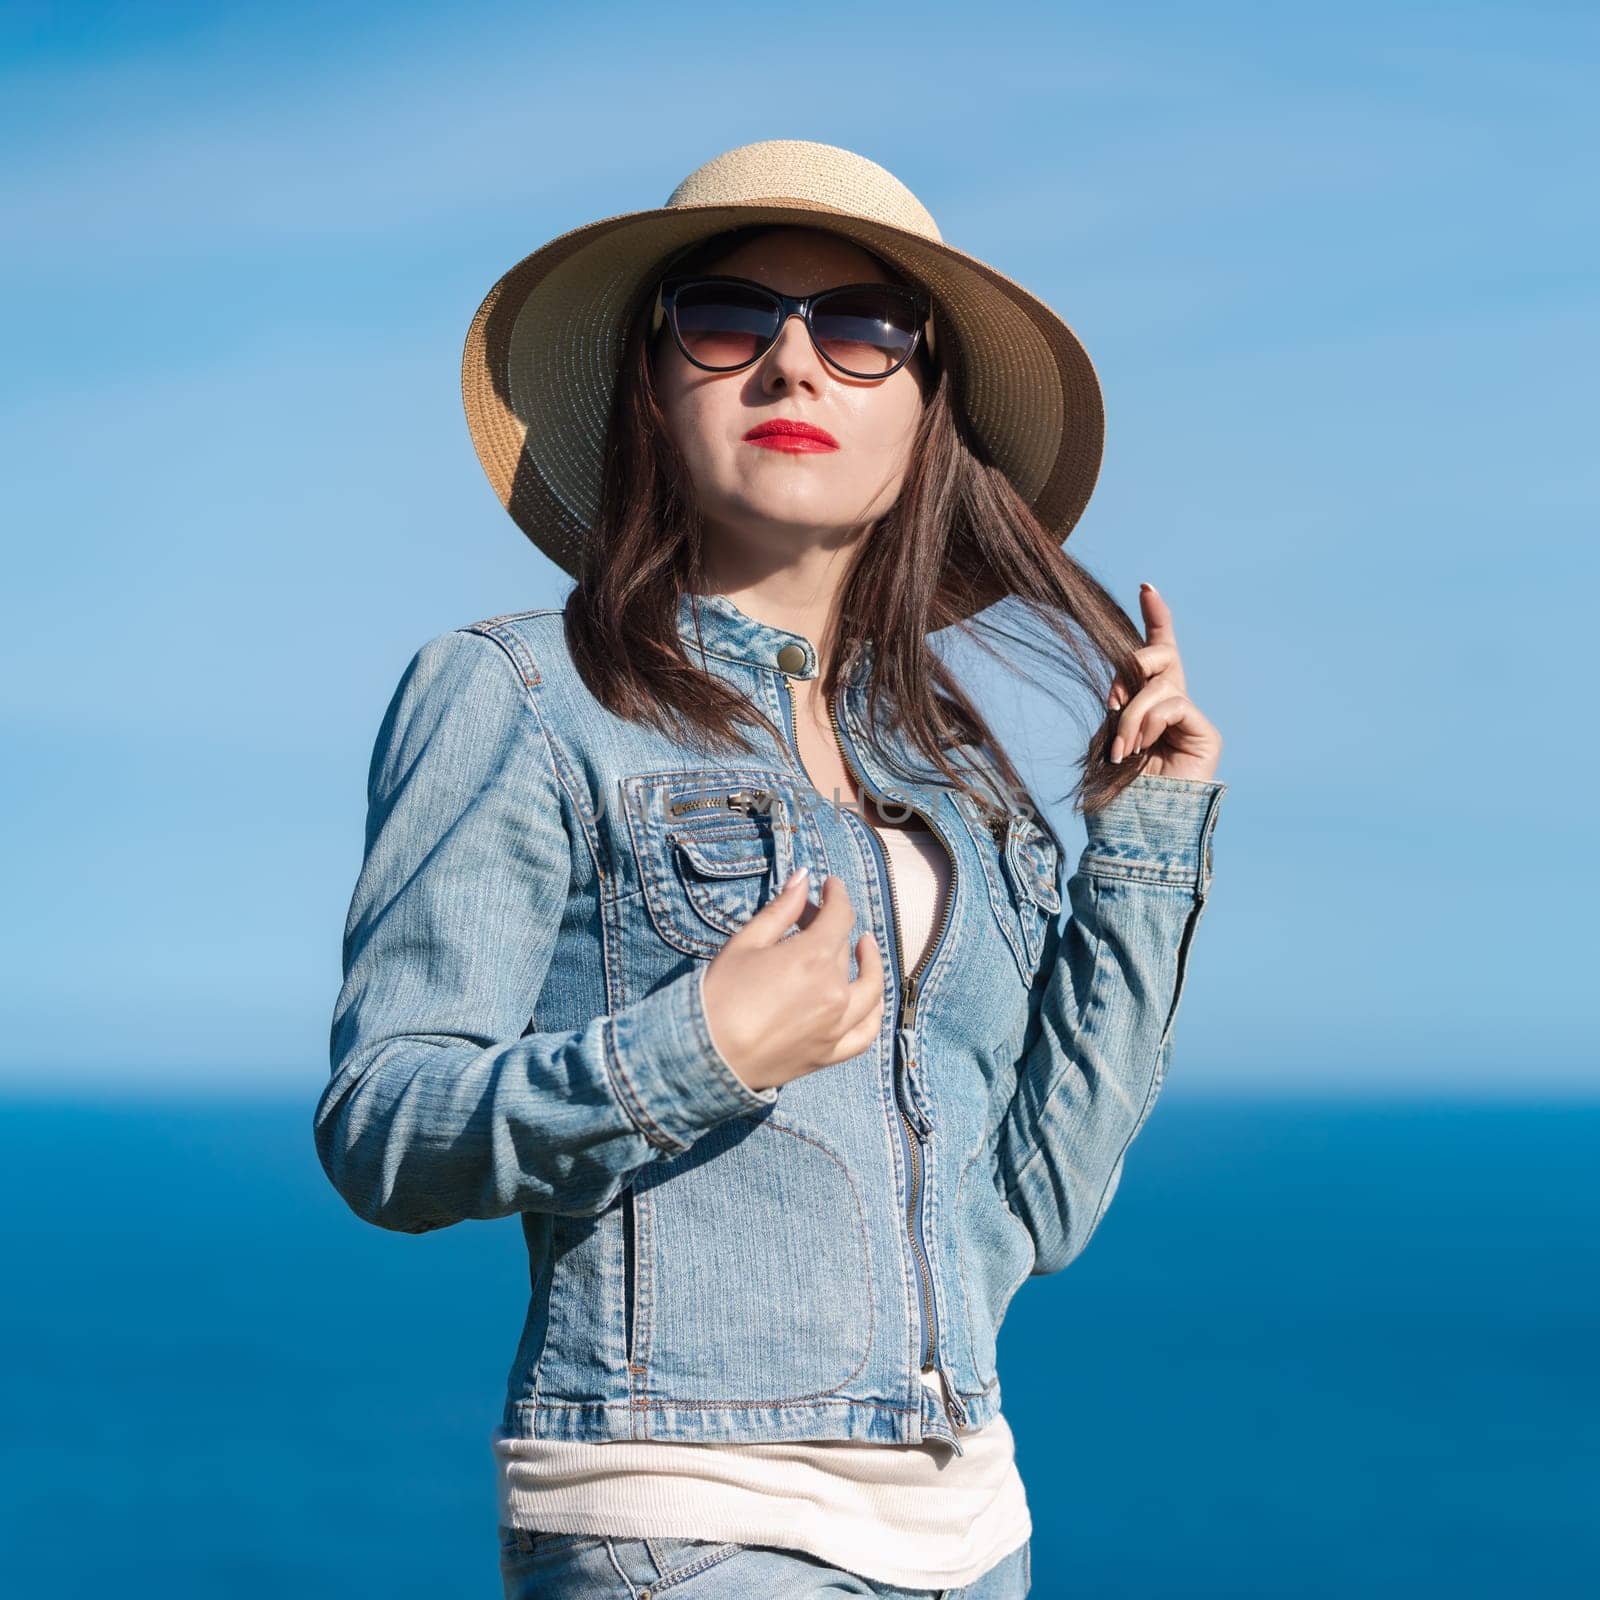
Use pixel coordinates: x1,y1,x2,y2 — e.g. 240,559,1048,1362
651,272,936,380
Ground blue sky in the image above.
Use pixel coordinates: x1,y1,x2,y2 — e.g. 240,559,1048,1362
1,1,1594,1095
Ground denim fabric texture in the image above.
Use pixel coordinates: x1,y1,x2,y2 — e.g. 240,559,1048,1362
315,591,1227,1457
495,1526,1031,1598
492,1523,1030,1600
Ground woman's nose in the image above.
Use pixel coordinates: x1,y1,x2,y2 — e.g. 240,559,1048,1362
760,312,824,389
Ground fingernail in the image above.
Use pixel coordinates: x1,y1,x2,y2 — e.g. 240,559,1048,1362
785,866,809,889
1141,581,1158,594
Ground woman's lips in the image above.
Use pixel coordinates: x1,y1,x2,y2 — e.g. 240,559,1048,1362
743,419,839,452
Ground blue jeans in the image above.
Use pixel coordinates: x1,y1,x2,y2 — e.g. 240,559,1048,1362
497,1527,1031,1598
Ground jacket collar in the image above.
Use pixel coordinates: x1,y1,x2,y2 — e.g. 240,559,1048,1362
675,591,873,686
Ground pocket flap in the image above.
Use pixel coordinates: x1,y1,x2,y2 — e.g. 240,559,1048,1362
669,826,771,878
1006,815,1062,915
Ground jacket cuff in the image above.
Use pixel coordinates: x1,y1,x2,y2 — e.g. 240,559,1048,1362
605,965,778,1156
1081,773,1227,898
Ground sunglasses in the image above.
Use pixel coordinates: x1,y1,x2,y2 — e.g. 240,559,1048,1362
651,273,936,380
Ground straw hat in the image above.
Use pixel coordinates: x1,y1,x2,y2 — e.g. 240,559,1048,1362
461,138,1105,581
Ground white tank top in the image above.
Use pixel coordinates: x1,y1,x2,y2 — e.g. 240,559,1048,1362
493,821,1031,1589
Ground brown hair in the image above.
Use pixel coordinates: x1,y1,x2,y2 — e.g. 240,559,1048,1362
564,224,1154,824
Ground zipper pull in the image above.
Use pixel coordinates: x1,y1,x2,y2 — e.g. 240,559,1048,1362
900,966,922,1029
940,1364,970,1430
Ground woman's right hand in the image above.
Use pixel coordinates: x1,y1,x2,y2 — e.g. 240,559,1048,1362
700,869,884,1093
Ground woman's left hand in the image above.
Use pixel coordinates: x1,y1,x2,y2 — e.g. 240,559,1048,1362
1106,583,1223,784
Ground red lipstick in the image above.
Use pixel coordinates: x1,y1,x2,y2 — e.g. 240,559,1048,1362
743,418,839,452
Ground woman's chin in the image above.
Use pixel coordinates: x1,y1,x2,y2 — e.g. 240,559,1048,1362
714,491,861,536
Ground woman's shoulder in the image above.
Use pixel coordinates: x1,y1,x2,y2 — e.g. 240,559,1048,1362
438,603,611,728
382,608,576,730
458,603,566,635
429,605,575,685
456,604,567,648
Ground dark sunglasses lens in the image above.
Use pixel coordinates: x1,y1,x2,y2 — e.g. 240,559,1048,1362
672,281,779,369
811,287,920,375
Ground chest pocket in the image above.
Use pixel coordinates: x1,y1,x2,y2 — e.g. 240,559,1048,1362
951,793,1063,983
621,768,830,960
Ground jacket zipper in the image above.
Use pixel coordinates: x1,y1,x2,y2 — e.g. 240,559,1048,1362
667,786,773,818
778,670,969,1442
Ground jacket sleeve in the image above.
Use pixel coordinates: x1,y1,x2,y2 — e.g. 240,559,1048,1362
313,627,777,1234
996,772,1227,1276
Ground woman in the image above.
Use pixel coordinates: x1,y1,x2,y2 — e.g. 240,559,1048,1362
314,140,1227,1599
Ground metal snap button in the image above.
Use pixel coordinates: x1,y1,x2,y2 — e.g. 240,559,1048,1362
775,642,808,673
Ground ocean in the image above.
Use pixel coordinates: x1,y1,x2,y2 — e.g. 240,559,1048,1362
1,1091,1593,1597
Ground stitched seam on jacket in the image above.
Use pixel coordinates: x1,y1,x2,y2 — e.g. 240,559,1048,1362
953,1141,1034,1387
602,1015,682,1155
1080,853,1199,889
463,618,623,912
462,621,663,1152
516,1395,921,1412
1001,873,1111,1212
949,793,1031,981
1078,895,1207,1237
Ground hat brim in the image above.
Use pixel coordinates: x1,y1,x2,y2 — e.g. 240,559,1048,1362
461,199,1104,601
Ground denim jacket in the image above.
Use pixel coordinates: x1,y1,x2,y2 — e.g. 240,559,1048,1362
313,591,1227,1457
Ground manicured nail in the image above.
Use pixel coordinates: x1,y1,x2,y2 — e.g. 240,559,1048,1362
785,866,809,889
1141,581,1157,593
1110,738,1124,763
